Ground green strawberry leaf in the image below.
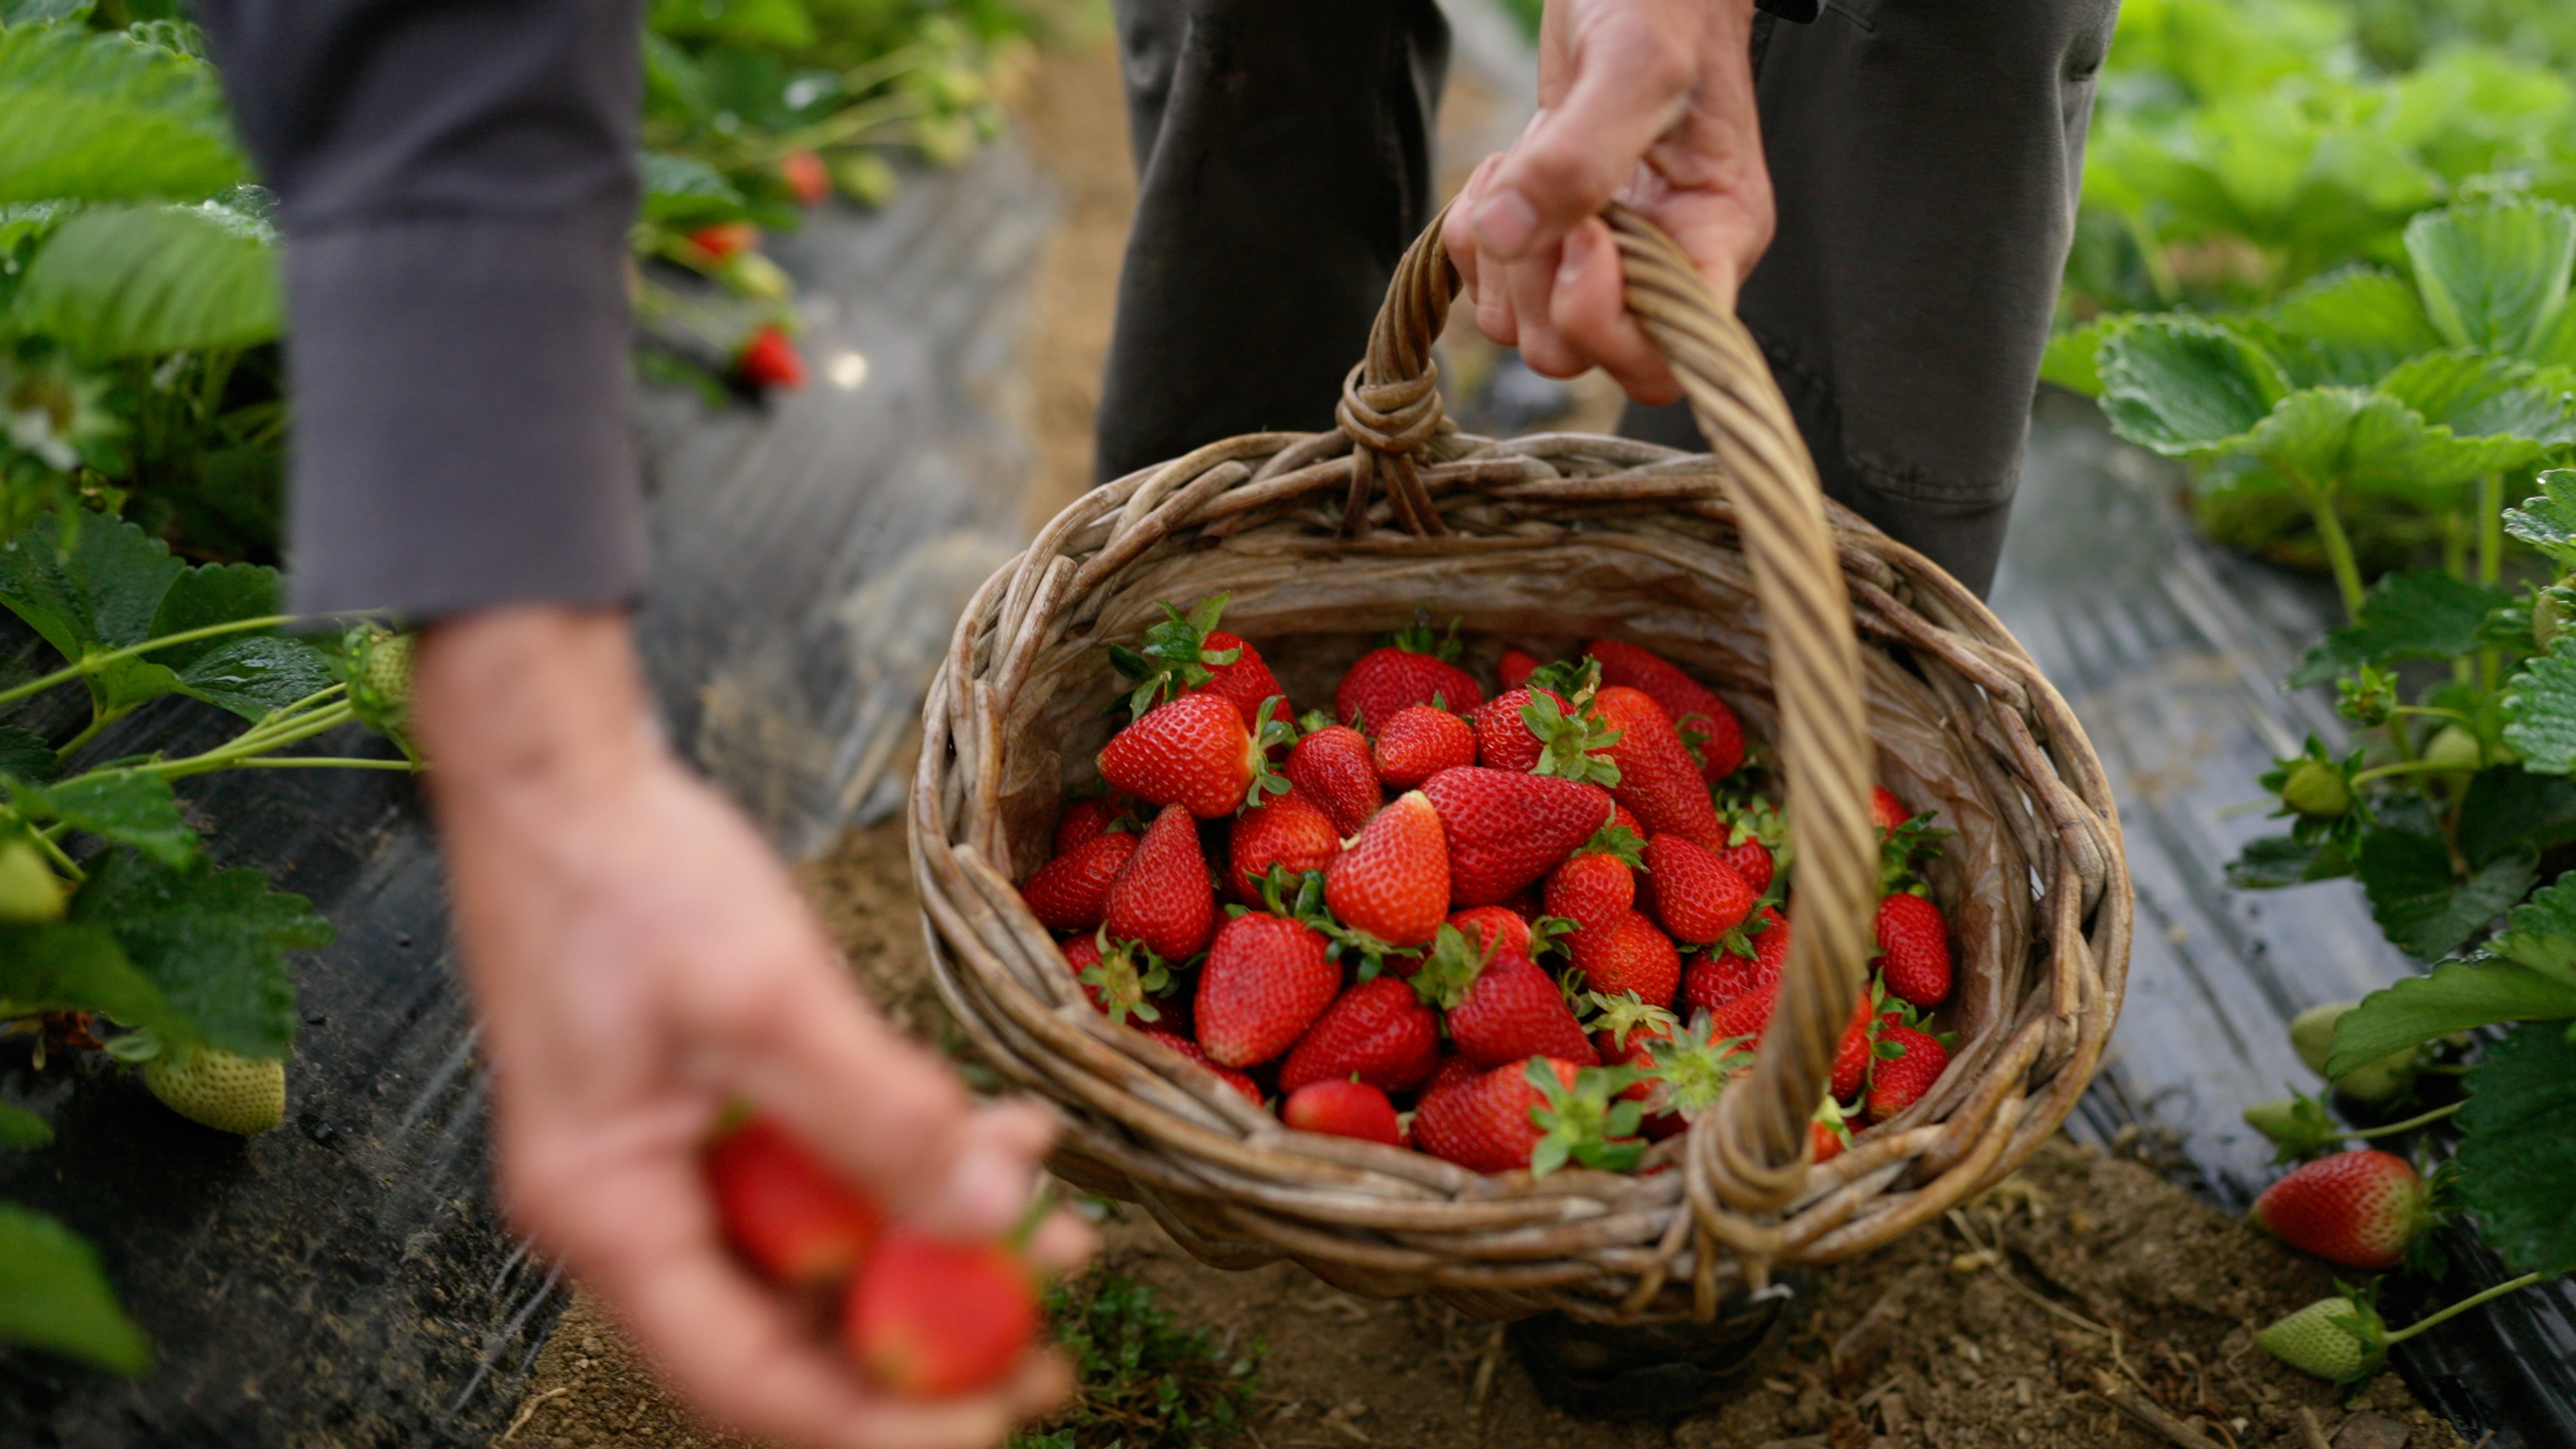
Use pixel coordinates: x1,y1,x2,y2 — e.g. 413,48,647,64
0,725,60,785
2503,637,2576,774
0,21,242,207
2249,268,2444,388
169,634,337,720
2375,351,2576,451
12,201,281,358
0,1101,52,1149
2455,769,2576,869
2450,1020,2576,1277
2288,569,2516,687
66,850,326,1060
2225,834,2353,889
1,768,195,866
2504,468,2576,571
0,1203,150,1376
2039,317,2118,398
0,920,175,1038
2098,317,2287,457
2405,195,2576,360
2355,827,2534,962
639,149,751,229
2323,958,2576,1078
2483,871,2576,991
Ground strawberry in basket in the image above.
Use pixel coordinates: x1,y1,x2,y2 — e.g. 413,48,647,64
1336,615,1484,730
1108,592,1286,730
1586,638,1747,783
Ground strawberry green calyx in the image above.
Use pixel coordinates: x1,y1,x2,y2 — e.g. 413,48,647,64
1079,931,1174,1025
2244,1090,2349,1163
2335,664,2398,728
1644,1014,1754,1120
1261,865,1416,978
1108,594,1242,716
1521,655,1601,702
1240,705,1296,809
1578,819,1646,867
1407,923,1495,1012
1519,690,1623,787
1878,812,1951,891
1811,1093,1853,1155
1584,991,1677,1053
1525,914,1576,963
1384,611,1466,663
1526,1060,1645,1177
1296,707,1336,736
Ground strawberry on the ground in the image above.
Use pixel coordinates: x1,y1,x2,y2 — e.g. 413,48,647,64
1870,786,1912,833
1227,789,1340,902
1323,790,1450,948
1499,649,1543,690
843,1230,1038,1398
1592,686,1727,847
736,325,806,390
1864,1024,1949,1121
1139,1028,1266,1106
1283,1079,1404,1146
1642,835,1758,943
1411,1058,1640,1175
1103,804,1216,961
1054,796,1128,856
2257,1294,2384,1383
1875,890,1953,1008
1099,691,1281,819
1107,594,1287,730
1061,932,1171,1025
781,150,831,206
1193,911,1338,1067
1278,976,1441,1092
2251,1150,2431,1273
1412,926,1597,1068
1586,639,1746,781
1421,766,1614,906
704,1114,885,1288
1576,910,1681,1009
1285,718,1382,836
1022,829,1138,933
1336,619,1485,730
1372,705,1477,788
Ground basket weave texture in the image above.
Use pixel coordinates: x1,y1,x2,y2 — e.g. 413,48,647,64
910,207,2131,1323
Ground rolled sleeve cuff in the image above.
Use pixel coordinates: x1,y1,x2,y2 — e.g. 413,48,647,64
281,205,649,621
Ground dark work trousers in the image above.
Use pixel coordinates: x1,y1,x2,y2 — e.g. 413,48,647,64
1096,0,2121,598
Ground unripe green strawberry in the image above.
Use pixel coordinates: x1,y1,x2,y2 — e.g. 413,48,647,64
364,631,414,710
2289,1002,2417,1104
0,839,66,924
2257,1294,2383,1383
2422,724,2483,774
144,1046,286,1134
2279,759,2350,820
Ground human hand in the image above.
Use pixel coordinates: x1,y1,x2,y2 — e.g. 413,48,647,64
414,607,1091,1449
1443,0,1774,405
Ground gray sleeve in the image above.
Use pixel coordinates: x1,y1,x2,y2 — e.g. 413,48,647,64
195,0,651,621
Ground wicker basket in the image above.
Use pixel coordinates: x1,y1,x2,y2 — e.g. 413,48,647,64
910,206,2130,1324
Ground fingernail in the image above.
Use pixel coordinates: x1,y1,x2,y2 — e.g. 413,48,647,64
1557,227,1591,286
1474,191,1540,259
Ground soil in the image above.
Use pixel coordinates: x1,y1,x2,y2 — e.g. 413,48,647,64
494,31,2470,1449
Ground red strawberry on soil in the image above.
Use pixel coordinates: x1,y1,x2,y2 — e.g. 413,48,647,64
1022,828,1139,934
705,1115,884,1288
1194,911,1338,1068
1336,619,1485,731
1642,835,1757,943
1100,691,1277,818
2252,1150,2431,1273
1875,890,1953,1008
1103,805,1216,961
1413,928,1597,1069
1323,790,1450,948
1372,705,1477,789
1140,1028,1265,1106
1864,1024,1949,1121
1499,649,1542,690
737,325,806,390
1278,975,1441,1092
1283,1079,1404,1146
1228,788,1340,902
843,1231,1037,1398
1578,910,1682,1009
1421,766,1614,907
1586,638,1746,781
1054,796,1126,856
1593,686,1727,848
1285,721,1382,837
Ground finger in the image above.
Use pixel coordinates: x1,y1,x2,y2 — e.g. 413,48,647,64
1024,1208,1098,1277
907,1098,1061,1240
1443,153,1505,300
1475,40,1692,262
843,1349,1075,1449
1551,218,1680,405
1504,250,1582,380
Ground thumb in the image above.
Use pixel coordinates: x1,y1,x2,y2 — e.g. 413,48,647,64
1472,41,1690,261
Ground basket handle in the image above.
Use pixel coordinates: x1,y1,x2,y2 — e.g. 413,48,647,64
1342,205,1877,1211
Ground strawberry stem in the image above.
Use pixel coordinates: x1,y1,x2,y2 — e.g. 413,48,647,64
2381,1271,2546,1346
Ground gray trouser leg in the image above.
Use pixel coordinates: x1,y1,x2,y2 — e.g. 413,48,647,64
1623,1,2121,596
1095,0,1450,482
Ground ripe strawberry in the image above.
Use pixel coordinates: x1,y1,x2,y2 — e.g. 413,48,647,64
1612,804,1648,839
1592,686,1727,848
1336,620,1485,731
781,150,831,206
1323,790,1449,947
1448,904,1534,963
1061,932,1171,1024
1468,684,1624,786
1412,1057,1639,1175
1417,1053,1483,1106
1717,835,1774,894
1543,843,1638,929
1054,796,1126,856
1283,1079,1403,1146
1705,981,1778,1047
1278,976,1441,1092
1499,649,1542,690
1099,692,1277,819
2251,1150,2431,1272
1139,1028,1265,1106
1642,835,1757,943
1864,1024,1949,1121
690,221,757,259
705,1114,884,1288
1586,638,1746,780
1811,1097,1853,1163
1830,987,1898,1102
1421,766,1614,907
1197,633,1288,731
1578,911,1681,1008
1870,785,1911,833
843,1231,1038,1397
1586,991,1679,1061
1413,928,1597,1068
1227,789,1340,902
1022,829,1140,932
1103,805,1216,961
1875,891,1953,1008
1372,705,1477,788
1681,947,1767,1016
1194,912,1338,1067
143,1045,284,1134
737,325,806,390
1107,595,1287,731
1285,722,1382,836
2257,1294,2385,1383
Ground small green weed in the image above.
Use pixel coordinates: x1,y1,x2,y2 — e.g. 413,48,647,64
1011,1270,1263,1449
